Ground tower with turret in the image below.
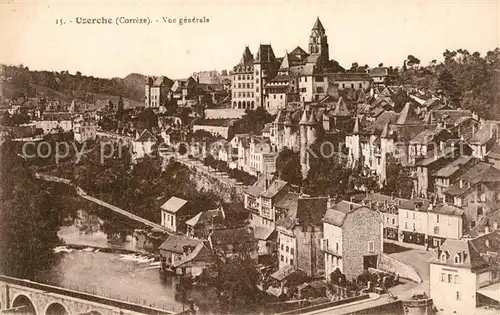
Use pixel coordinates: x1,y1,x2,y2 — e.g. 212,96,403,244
299,110,320,179
309,17,330,68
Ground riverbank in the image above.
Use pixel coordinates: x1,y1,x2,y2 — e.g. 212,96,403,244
58,225,150,254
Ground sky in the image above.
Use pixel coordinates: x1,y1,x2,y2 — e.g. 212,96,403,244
0,0,499,79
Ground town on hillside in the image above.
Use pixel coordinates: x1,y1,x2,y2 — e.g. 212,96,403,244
1,13,500,315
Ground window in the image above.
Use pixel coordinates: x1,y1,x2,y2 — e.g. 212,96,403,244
437,215,439,223
441,252,447,262
290,259,294,265
441,273,446,282
359,83,362,88
281,244,284,250
413,223,416,231
456,291,460,300
368,241,375,252
304,77,307,82
238,75,241,80
413,213,416,219
315,76,324,82
405,211,408,218
392,218,395,225
342,83,345,89
290,248,294,255
471,220,476,228
434,226,440,235
317,87,324,93
280,95,283,99
281,255,284,262
336,242,339,252
256,78,259,83
448,274,452,283
478,207,483,215
351,83,354,89
255,70,259,75
300,88,306,92
455,275,460,284
405,222,408,229
286,246,289,253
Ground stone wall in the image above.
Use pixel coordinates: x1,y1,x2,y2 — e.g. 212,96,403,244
378,253,422,283
185,165,245,203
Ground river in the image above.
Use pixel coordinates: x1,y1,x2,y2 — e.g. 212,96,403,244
33,225,217,314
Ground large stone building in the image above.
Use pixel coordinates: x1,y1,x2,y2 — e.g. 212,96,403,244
429,231,500,315
322,201,383,281
145,76,173,108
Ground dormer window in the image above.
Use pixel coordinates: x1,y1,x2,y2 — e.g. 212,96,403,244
454,253,461,264
440,252,447,263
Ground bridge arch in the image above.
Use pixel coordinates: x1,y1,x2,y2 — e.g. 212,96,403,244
12,294,37,315
44,302,69,315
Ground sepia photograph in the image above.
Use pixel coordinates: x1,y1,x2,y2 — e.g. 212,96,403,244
0,1,499,314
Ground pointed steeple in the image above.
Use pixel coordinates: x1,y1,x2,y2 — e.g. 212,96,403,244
240,46,254,66
381,122,390,138
280,51,290,69
299,110,309,125
353,117,360,134
312,17,325,32
274,109,283,124
332,97,351,117
396,102,421,125
284,112,293,126
308,110,319,125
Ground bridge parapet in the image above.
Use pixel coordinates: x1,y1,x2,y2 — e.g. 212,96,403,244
0,275,174,315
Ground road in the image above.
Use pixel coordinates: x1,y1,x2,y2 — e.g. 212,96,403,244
300,294,387,315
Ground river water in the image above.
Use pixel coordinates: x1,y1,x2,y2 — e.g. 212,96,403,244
33,225,217,314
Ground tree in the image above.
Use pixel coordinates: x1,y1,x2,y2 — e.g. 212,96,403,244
116,96,124,120
303,153,351,199
275,148,301,186
0,141,72,279
178,143,187,156
380,155,414,199
138,108,158,130
437,69,461,106
406,55,421,68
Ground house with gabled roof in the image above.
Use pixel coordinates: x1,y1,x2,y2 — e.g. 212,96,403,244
322,201,383,281
276,194,329,278
132,129,157,159
444,162,500,231
160,196,189,233
185,207,226,239
145,76,173,108
429,231,500,315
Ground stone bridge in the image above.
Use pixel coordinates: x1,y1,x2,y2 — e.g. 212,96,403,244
0,275,177,315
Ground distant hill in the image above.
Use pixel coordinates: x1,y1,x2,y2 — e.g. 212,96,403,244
0,65,151,108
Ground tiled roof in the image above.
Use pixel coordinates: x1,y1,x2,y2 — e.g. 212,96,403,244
159,235,203,254
135,129,157,142
369,67,389,77
460,162,500,184
332,97,351,117
209,227,254,246
173,243,214,268
312,17,325,31
41,112,73,121
430,232,500,270
322,201,359,227
396,102,421,125
260,179,288,198
430,110,472,124
422,98,444,109
185,208,224,227
254,44,277,64
429,204,464,216
161,196,188,213
398,198,431,212
469,122,496,145
415,147,458,167
245,174,274,197
487,142,500,160
253,225,276,241
328,73,371,82
433,156,474,178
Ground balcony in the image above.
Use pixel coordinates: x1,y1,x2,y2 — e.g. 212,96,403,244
321,244,342,257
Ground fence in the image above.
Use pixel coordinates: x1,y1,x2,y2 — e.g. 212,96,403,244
0,275,179,314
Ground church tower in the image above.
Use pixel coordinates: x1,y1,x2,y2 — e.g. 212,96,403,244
308,17,329,67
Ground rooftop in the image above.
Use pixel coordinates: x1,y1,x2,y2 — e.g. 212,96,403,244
160,196,188,213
